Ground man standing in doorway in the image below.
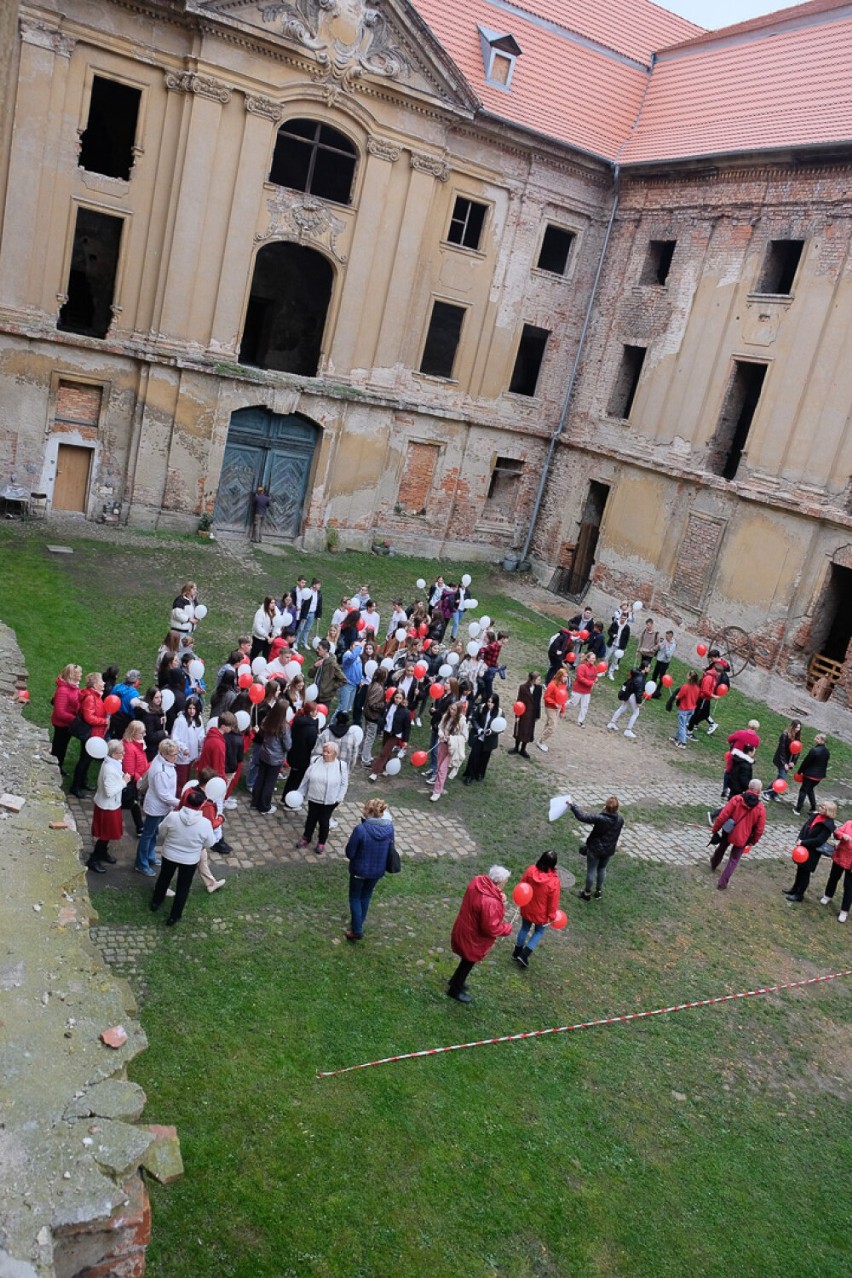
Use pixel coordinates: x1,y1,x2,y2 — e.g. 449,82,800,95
251,486,270,542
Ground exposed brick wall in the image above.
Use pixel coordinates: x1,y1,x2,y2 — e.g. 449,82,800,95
671,513,725,609
55,381,102,426
396,441,439,513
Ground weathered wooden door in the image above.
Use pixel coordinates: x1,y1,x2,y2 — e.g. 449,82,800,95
53,444,92,511
214,408,318,537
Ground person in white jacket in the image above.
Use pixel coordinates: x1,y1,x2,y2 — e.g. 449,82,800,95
296,742,349,854
135,740,179,876
87,741,130,874
149,789,216,925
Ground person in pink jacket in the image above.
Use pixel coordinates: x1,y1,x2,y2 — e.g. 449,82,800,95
513,851,561,968
820,819,852,923
50,663,81,774
448,866,512,1003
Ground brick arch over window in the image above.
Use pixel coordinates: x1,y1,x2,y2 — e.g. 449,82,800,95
239,242,334,376
269,118,358,205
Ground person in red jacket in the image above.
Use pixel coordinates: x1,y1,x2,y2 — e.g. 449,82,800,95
820,819,852,923
51,663,82,774
69,672,109,797
120,720,149,835
710,779,766,889
197,712,236,779
566,652,598,727
448,866,512,1003
512,850,561,968
687,664,722,738
673,670,700,748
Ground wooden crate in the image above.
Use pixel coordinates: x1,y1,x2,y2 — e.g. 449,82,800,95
806,653,843,691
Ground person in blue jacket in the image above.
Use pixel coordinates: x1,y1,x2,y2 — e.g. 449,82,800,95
344,797,396,941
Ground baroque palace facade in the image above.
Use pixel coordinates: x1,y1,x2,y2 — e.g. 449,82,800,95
1,0,852,688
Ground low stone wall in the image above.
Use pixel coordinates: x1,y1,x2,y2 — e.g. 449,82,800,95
0,624,180,1278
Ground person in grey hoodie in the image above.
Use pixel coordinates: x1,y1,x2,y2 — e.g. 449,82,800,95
150,789,216,925
343,797,396,940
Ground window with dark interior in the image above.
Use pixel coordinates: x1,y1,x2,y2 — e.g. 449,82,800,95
420,302,465,379
537,225,575,275
607,345,646,419
509,324,550,396
447,197,488,251
756,240,804,295
79,77,141,181
239,243,333,376
57,207,123,339
641,239,676,286
269,119,357,205
707,360,767,481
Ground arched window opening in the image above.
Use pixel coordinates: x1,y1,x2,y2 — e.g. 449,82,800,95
239,242,333,376
269,119,357,205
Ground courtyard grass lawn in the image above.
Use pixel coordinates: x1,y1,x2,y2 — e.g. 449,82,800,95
2,524,851,1275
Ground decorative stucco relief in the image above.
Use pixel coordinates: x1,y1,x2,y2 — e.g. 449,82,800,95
258,189,349,262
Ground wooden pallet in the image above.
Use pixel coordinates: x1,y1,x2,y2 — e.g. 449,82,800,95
806,653,843,692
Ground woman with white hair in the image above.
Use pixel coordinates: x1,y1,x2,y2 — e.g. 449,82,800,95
447,865,513,1003
296,740,349,854
87,740,130,874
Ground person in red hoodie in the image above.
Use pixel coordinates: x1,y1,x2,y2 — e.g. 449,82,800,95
710,779,766,889
820,819,852,923
512,851,561,968
566,651,599,728
50,663,81,774
447,865,512,1003
687,663,722,738
69,672,109,797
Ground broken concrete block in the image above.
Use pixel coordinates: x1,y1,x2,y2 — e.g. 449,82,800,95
66,1080,148,1123
141,1125,184,1184
0,794,25,812
100,1026,128,1049
89,1120,154,1178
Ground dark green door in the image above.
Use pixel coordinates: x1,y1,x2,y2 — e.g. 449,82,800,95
214,408,319,537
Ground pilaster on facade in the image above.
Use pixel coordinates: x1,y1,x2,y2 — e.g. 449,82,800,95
164,70,232,104
19,13,76,57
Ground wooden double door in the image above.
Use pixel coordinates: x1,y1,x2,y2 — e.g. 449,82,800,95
214,408,319,538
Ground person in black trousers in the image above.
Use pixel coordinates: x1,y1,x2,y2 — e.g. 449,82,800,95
793,734,830,814
569,796,624,900
784,802,837,903
463,695,501,784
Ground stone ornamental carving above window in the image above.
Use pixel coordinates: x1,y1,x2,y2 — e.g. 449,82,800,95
366,136,401,163
164,71,232,104
258,190,349,262
246,94,282,121
259,0,409,86
410,151,450,182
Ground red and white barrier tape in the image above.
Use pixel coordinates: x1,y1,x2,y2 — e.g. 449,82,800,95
316,969,852,1078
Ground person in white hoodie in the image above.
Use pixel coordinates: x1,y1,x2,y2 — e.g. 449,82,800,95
149,789,216,925
87,740,130,874
135,739,179,876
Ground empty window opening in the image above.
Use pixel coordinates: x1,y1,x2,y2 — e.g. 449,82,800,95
641,239,676,286
607,345,646,419
447,197,487,251
811,564,852,663
537,225,575,276
57,208,123,339
486,457,523,516
509,324,549,396
79,77,141,181
420,302,465,379
239,243,333,376
269,119,357,205
757,240,804,295
708,360,767,481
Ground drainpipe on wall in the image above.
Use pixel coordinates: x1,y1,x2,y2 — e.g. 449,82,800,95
517,163,621,568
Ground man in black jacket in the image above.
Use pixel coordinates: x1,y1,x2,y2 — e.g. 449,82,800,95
606,662,649,739
793,734,830,814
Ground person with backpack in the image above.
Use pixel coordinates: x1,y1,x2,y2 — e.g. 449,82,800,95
606,662,650,739
709,779,766,890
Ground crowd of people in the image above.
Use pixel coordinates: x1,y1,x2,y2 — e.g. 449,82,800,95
47,572,847,991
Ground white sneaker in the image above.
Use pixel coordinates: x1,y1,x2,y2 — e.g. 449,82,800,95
415,717,422,727
607,672,614,680
706,722,718,736
223,797,238,810
607,723,617,731
329,818,339,829
207,880,226,893
624,730,637,739
368,773,378,783
839,911,848,924
429,792,441,802
537,742,549,752
819,895,831,905
263,805,277,815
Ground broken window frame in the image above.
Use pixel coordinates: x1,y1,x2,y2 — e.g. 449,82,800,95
606,344,647,420
536,224,576,277
419,300,466,380
754,239,805,297
268,118,358,206
57,204,126,341
706,358,768,482
446,196,489,252
78,73,143,182
484,456,524,518
508,323,550,397
640,239,677,287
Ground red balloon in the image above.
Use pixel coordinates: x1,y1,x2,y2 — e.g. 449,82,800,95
791,844,809,864
248,683,265,704
413,662,428,679
422,639,432,650
742,844,753,856
696,643,708,657
316,703,328,716
793,771,803,783
566,651,576,663
551,909,568,930
555,687,569,706
385,687,395,702
578,629,589,641
512,882,533,907
661,673,673,687
103,694,121,714
642,691,652,700
716,683,728,696
789,740,802,755
596,661,608,674
410,750,429,767
772,778,788,794
429,683,445,699
418,623,429,637
238,672,253,689
357,618,366,630
513,700,526,716
293,652,304,665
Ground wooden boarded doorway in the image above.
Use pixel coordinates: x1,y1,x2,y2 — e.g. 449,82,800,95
52,444,92,512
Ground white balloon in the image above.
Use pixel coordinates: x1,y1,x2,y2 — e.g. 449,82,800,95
193,604,208,620
447,652,460,666
189,659,204,681
380,657,394,671
384,757,401,776
438,663,453,678
395,627,407,641
284,660,300,681
160,688,175,712
490,715,507,733
235,710,251,732
463,598,477,610
468,622,481,639
207,716,218,729
86,737,108,759
311,636,321,651
286,706,295,723
363,662,377,681
480,615,491,629
251,656,268,675
349,725,364,747
633,600,644,613
204,776,227,802
416,578,426,589
461,574,472,588
467,641,480,657
305,682,319,700
644,681,657,695
285,790,304,809
316,712,327,729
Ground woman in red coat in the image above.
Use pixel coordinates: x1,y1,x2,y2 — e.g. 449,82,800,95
69,672,109,797
512,851,561,969
448,866,512,1003
50,663,82,774
820,820,852,923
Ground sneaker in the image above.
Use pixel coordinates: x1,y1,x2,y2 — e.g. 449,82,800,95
537,742,549,752
134,865,157,877
594,890,602,899
624,730,637,739
706,722,718,735
447,989,472,1003
578,722,585,729
839,911,848,924
686,731,696,740
429,792,441,802
297,837,310,848
606,723,617,732
315,843,325,854
675,742,686,750
607,671,614,680
329,818,339,829
716,881,727,891
262,805,277,815
223,797,238,810
784,894,803,903
344,930,363,942
368,774,378,783
819,895,831,905
415,717,422,727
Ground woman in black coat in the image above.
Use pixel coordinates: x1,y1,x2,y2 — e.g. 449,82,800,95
510,673,541,758
463,694,501,784
368,689,412,781
793,734,830,815
157,654,186,730
770,719,801,802
569,796,624,901
134,687,168,761
784,801,837,903
282,704,320,799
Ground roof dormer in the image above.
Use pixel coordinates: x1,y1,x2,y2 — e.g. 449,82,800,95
478,25,522,90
